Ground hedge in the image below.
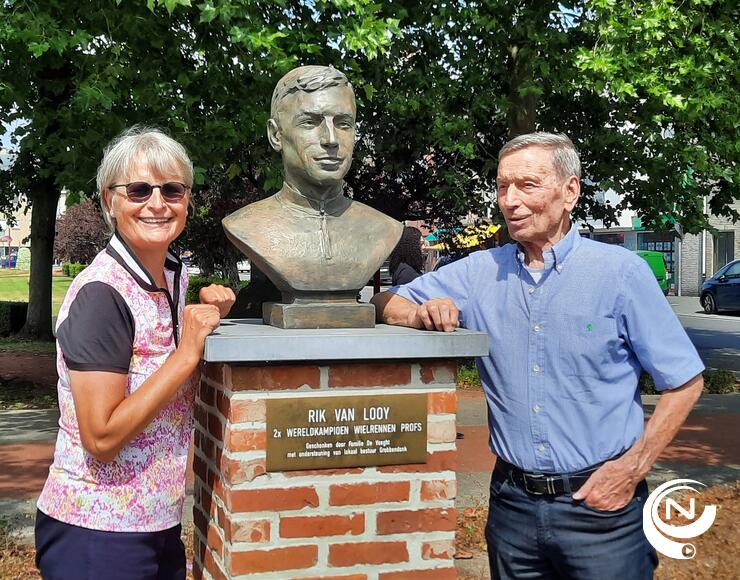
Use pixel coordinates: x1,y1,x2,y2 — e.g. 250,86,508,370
62,262,87,278
0,301,28,337
186,275,247,305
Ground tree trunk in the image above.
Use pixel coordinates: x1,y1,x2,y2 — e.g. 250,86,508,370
17,180,59,341
506,44,538,138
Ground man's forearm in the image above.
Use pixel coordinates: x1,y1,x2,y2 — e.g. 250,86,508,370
371,291,418,326
623,373,704,479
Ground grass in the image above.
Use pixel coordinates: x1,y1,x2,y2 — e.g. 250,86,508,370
0,269,73,317
0,338,55,354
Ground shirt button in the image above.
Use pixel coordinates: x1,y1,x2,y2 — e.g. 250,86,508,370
528,287,535,294
533,325,540,332
532,364,541,373
538,444,546,452
533,404,542,413
555,264,563,272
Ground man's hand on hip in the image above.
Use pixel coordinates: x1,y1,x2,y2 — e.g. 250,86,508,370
572,454,640,511
410,298,460,332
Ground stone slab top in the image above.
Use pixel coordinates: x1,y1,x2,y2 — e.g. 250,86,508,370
203,319,489,363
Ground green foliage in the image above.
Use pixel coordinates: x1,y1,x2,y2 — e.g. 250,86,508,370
15,248,31,270
187,275,247,305
0,301,28,337
66,263,87,278
640,370,738,395
457,361,482,390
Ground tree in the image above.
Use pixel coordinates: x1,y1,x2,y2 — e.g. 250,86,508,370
0,0,399,339
54,199,109,264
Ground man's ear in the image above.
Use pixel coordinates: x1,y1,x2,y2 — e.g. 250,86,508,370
563,176,580,212
266,118,282,152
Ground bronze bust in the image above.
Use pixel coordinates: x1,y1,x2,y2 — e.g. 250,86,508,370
223,65,402,328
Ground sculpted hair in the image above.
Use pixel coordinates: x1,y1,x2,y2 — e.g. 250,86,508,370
270,65,353,120
97,126,193,231
499,132,581,180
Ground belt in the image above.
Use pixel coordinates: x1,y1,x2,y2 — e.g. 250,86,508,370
494,458,602,497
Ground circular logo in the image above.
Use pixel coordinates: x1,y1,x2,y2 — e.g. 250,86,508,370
642,479,717,559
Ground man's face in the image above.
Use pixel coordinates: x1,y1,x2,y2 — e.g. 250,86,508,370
271,85,356,195
496,146,579,249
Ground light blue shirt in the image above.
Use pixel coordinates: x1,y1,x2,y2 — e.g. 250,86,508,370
392,224,704,473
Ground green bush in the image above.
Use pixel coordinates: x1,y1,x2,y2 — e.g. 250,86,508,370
457,361,482,389
187,275,246,305
0,301,28,337
68,263,87,278
704,369,738,394
62,262,71,277
640,370,737,395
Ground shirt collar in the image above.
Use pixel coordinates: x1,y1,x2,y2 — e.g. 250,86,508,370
275,182,352,216
515,221,581,273
105,231,182,292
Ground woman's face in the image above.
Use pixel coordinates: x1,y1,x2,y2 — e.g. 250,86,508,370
106,155,189,255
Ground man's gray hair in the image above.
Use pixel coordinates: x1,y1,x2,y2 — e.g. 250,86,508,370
97,126,193,231
499,132,581,180
270,65,353,120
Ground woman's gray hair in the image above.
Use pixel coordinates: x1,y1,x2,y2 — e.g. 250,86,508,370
498,132,581,180
97,126,194,231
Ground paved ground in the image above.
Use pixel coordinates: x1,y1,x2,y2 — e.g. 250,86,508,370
1,295,737,577
1,391,738,578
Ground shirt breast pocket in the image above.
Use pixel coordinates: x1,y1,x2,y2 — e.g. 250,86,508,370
557,315,618,379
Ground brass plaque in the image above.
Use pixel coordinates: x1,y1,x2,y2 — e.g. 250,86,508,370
266,393,427,471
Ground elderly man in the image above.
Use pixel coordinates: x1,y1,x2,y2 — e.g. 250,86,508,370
372,132,704,579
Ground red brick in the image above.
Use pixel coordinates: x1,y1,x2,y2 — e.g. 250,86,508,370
330,482,410,506
422,539,455,560
428,419,456,443
377,508,456,534
228,487,319,513
200,382,215,407
208,412,224,440
420,479,457,501
420,361,457,384
207,522,224,560
195,406,208,430
230,545,318,575
226,518,271,543
203,363,224,384
329,541,408,567
379,568,456,580
193,454,208,485
285,467,364,478
328,362,411,387
222,456,266,485
193,505,208,536
225,428,267,452
231,365,320,390
427,390,457,414
192,560,202,580
280,513,364,538
378,450,456,473
216,390,230,419
229,398,266,423
203,549,228,580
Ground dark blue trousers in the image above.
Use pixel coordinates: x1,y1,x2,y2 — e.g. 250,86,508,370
485,469,658,579
35,510,186,580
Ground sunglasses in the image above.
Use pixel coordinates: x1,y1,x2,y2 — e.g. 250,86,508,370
109,181,190,203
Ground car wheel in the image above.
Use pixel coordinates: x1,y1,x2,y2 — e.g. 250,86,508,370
701,293,717,314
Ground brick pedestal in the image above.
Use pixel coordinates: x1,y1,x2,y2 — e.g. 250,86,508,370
193,323,487,579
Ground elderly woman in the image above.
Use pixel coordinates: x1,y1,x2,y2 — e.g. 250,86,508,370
35,127,235,579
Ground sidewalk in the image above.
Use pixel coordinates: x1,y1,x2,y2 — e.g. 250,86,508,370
2,391,739,578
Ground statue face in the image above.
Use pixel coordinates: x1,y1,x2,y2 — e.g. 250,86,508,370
272,84,356,195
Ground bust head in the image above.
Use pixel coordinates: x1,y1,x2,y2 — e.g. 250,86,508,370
267,66,356,200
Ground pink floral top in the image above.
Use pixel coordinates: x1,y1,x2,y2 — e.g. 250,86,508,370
37,233,196,532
